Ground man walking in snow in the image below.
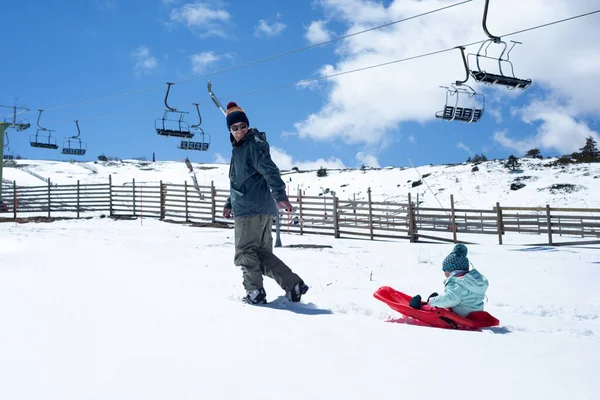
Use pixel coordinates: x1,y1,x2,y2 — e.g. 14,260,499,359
222,101,308,305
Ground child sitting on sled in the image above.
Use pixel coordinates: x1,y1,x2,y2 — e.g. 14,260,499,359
410,244,489,317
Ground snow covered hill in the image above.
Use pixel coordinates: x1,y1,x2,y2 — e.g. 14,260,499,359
3,157,600,209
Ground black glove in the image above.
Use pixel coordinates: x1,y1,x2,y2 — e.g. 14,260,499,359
427,292,439,302
409,294,422,309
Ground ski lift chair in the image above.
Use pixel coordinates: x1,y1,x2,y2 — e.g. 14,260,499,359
435,86,485,123
3,133,15,160
178,131,211,151
155,82,194,138
62,138,87,156
177,103,211,151
61,120,87,156
30,109,59,149
30,132,59,149
468,0,532,90
435,46,485,123
16,121,30,131
468,41,531,90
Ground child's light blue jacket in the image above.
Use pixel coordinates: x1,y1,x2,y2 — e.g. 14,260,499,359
428,269,489,317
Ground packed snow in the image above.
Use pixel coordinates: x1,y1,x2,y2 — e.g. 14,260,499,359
1,158,599,399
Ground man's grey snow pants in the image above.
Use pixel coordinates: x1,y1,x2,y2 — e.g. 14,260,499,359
234,214,301,292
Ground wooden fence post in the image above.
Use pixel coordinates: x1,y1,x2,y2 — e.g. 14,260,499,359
47,178,51,218
298,188,304,236
558,216,562,237
211,181,216,223
368,187,373,240
13,181,17,221
109,175,113,217
211,181,217,223
546,204,553,245
496,202,503,245
407,192,416,242
184,181,189,222
132,178,136,216
77,180,80,219
450,194,457,243
159,180,165,220
332,192,340,238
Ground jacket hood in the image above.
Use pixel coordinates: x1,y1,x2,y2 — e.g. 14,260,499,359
448,269,489,295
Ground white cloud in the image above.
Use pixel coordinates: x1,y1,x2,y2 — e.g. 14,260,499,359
305,20,332,44
487,107,503,124
408,135,416,144
255,15,286,37
131,46,158,77
213,153,228,164
170,2,231,37
97,0,116,10
493,130,537,155
356,152,380,168
296,64,333,91
293,0,600,147
494,101,600,154
295,80,321,91
270,147,346,170
456,142,472,155
189,51,230,74
317,0,388,24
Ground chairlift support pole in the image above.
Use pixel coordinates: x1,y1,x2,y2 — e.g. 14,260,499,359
74,120,81,138
455,46,470,86
36,109,47,131
482,0,501,43
164,82,177,112
191,103,202,128
0,123,9,202
1,104,30,131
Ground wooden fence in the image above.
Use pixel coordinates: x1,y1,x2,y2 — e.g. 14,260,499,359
1,177,599,246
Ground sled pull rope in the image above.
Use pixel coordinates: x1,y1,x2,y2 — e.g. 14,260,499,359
295,213,383,287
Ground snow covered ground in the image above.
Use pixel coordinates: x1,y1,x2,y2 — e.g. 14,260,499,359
1,217,598,399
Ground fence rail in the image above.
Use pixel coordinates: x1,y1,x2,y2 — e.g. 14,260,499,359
1,177,599,246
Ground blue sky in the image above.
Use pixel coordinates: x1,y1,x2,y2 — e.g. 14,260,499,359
2,0,599,169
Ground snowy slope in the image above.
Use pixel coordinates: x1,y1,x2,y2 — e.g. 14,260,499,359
3,157,600,208
0,218,598,400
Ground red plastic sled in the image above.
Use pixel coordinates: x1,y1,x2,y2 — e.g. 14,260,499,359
374,286,500,330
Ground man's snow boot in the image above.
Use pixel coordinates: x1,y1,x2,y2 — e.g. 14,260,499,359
287,281,309,302
244,288,267,304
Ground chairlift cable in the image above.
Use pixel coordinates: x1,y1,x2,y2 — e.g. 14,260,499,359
460,8,600,48
43,7,600,125
10,1,473,117
175,0,474,86
500,8,600,39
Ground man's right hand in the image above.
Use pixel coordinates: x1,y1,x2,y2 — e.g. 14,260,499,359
223,207,232,219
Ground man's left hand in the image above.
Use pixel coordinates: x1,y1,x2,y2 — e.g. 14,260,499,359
277,200,293,213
